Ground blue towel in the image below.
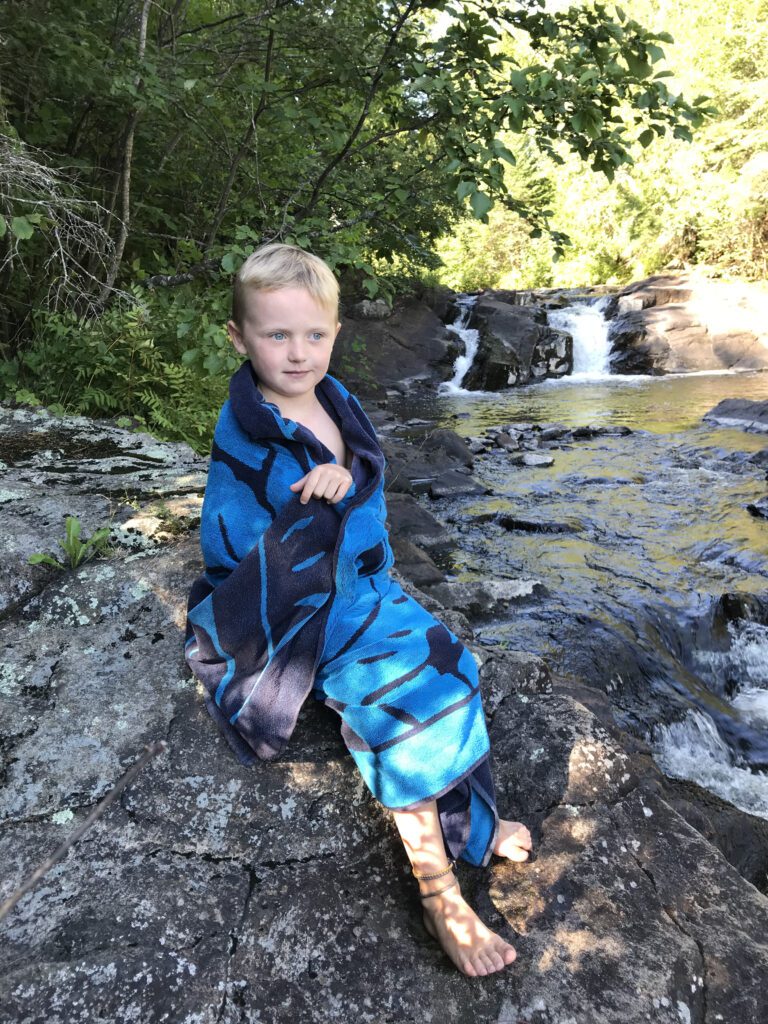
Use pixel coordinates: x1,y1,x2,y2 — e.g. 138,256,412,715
185,361,499,865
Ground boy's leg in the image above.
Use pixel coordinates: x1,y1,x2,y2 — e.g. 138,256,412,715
315,572,503,865
392,799,518,977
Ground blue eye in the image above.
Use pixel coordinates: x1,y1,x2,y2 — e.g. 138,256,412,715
310,331,324,341
270,332,286,341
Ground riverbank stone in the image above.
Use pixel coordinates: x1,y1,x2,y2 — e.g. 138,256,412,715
703,397,768,433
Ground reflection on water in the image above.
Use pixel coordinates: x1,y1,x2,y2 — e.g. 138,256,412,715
390,366,768,817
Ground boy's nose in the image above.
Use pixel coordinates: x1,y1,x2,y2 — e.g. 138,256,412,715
287,340,308,362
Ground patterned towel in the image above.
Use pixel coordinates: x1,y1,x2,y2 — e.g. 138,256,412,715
185,361,499,865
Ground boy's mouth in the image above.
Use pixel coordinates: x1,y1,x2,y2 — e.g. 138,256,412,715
285,370,309,376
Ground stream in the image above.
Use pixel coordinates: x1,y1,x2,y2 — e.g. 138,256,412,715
390,294,768,821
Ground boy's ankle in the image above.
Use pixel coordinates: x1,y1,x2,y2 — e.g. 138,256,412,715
419,871,459,902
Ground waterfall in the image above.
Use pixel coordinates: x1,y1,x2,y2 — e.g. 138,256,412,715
437,294,480,395
547,295,613,378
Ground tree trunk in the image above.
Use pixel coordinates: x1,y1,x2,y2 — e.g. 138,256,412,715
97,0,151,308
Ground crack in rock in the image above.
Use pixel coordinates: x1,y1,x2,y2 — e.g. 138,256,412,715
630,852,707,1024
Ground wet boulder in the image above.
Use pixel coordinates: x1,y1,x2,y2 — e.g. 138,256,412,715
462,297,573,390
703,397,768,433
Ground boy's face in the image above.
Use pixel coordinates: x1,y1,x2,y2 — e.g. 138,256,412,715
227,286,341,413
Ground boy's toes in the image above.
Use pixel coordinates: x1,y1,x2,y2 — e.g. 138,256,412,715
485,949,506,973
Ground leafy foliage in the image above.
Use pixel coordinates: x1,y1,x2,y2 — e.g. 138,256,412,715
28,515,112,570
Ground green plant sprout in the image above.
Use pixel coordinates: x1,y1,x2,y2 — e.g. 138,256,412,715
28,515,112,570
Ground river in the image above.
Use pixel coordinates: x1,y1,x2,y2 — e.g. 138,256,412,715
389,294,768,822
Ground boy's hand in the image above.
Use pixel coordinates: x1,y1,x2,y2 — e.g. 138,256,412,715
289,463,353,505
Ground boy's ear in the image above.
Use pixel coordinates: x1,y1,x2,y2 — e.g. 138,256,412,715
226,319,247,354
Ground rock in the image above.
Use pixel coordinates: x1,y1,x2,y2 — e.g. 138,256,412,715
391,568,472,639
605,273,768,374
419,427,474,468
539,425,570,441
507,452,555,468
388,535,445,587
422,577,545,619
0,405,206,617
381,435,485,497
462,298,573,390
747,495,768,519
703,398,768,434
497,514,582,535
348,298,392,319
746,447,768,471
465,436,490,455
332,297,453,398
384,492,452,550
476,647,553,715
3,405,768,1023
428,469,489,499
494,430,521,452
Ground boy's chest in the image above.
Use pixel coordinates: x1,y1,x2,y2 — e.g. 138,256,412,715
302,404,352,471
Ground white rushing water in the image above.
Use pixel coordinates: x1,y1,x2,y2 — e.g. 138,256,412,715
649,619,768,819
437,294,480,395
547,296,614,378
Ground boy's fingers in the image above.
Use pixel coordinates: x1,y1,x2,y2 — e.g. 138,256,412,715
289,474,308,491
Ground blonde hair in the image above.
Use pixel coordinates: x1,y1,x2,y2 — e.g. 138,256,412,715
231,243,339,325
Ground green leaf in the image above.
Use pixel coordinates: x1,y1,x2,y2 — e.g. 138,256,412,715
0,216,6,238
221,252,240,274
183,79,197,91
492,139,516,165
470,190,492,219
457,180,476,201
638,128,654,147
28,553,65,569
64,515,81,551
615,5,626,22
11,216,35,240
646,43,665,63
625,53,652,79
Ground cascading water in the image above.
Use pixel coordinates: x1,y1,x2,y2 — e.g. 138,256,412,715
437,294,480,395
438,292,616,391
547,296,614,378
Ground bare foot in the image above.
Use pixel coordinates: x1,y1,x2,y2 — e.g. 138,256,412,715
421,877,517,976
493,819,532,861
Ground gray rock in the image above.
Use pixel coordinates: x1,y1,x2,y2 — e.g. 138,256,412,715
332,298,452,398
423,578,545,620
384,492,451,550
348,298,392,319
747,495,768,519
388,535,445,587
703,398,768,434
428,469,489,499
0,406,206,617
508,452,555,468
462,298,574,391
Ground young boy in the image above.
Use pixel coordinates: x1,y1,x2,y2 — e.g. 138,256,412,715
184,243,533,977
